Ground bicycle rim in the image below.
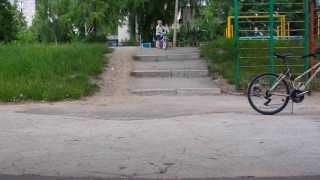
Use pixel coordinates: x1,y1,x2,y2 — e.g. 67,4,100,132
248,73,290,115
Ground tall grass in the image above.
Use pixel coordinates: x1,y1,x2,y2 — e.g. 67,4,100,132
201,38,313,89
0,43,107,102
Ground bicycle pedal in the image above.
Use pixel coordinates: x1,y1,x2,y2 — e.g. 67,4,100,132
308,91,312,96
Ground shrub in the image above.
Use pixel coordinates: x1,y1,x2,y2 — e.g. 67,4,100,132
201,37,235,83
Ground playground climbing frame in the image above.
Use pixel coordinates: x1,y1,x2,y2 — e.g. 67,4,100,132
233,0,312,89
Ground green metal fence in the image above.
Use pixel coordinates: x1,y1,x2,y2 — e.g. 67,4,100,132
233,0,310,89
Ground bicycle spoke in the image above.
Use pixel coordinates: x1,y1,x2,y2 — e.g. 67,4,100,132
248,73,290,115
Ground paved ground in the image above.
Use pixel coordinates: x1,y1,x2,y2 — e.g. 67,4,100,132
0,48,320,180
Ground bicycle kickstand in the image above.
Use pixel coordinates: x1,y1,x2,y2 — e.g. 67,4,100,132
290,100,294,115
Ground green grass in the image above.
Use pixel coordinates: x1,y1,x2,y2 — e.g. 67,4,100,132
200,38,236,85
0,43,108,102
201,38,319,90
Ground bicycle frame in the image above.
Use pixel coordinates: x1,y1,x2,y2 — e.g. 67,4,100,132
293,61,320,90
270,60,320,93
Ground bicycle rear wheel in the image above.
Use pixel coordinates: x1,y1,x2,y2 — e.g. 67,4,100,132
248,73,290,115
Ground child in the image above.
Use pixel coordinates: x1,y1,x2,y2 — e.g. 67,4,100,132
156,20,166,48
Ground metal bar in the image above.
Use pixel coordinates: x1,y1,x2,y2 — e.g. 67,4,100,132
268,0,275,74
240,56,303,59
240,56,269,59
239,29,306,31
310,0,316,73
239,30,271,32
275,47,304,49
318,16,320,37
234,0,240,90
304,0,310,73
240,12,305,14
239,47,304,50
229,15,286,19
238,20,304,24
240,48,269,50
238,21,282,23
240,3,304,5
228,16,232,38
238,29,305,32
240,65,305,68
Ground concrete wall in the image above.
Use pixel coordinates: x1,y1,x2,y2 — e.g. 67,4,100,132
10,0,36,27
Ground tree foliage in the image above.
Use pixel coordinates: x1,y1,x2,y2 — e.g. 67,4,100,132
191,0,232,41
4,0,308,43
124,0,207,42
0,0,26,42
33,0,125,42
123,0,176,42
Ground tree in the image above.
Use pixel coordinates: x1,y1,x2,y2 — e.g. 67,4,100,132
124,0,176,42
192,0,232,41
33,0,125,42
124,0,207,43
0,0,25,42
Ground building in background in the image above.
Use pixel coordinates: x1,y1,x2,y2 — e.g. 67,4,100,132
9,0,36,27
117,17,130,45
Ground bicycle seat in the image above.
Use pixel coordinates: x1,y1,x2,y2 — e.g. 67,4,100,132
274,53,292,60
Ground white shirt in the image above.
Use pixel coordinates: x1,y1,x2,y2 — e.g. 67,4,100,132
156,25,166,36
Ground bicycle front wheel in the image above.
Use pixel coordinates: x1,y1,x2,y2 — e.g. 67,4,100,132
248,73,290,115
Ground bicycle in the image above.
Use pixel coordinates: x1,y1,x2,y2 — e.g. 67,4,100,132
247,52,320,115
159,34,168,50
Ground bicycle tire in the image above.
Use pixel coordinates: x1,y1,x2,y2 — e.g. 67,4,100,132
248,73,290,115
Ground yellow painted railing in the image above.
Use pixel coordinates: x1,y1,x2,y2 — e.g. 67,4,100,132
225,15,288,39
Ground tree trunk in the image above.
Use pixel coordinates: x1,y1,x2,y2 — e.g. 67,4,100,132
93,0,97,40
129,12,136,42
173,0,179,47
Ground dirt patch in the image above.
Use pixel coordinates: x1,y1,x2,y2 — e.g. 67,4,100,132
84,47,143,105
98,47,135,96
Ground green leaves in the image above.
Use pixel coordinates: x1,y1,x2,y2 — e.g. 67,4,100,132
192,0,232,40
33,0,124,42
0,0,26,42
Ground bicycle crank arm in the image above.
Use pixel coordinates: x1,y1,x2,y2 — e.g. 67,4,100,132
297,91,309,97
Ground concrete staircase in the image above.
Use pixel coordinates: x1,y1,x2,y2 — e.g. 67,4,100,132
129,48,221,96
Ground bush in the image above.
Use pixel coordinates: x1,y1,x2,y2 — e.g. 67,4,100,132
201,37,235,83
16,30,38,43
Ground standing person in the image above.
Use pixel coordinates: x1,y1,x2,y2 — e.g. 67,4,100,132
156,20,166,48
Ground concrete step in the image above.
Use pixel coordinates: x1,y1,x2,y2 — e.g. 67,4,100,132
130,88,221,96
129,77,216,89
137,48,200,55
131,70,209,78
134,53,200,62
134,60,207,70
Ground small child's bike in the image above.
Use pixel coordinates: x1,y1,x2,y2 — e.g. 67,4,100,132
159,34,168,50
247,53,320,115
